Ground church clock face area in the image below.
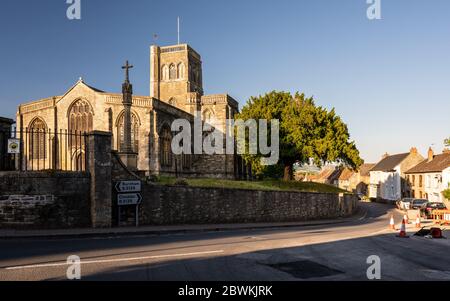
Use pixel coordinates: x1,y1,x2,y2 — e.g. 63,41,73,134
1,1,450,294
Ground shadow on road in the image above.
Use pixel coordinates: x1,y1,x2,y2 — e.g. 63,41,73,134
43,231,450,281
0,203,394,267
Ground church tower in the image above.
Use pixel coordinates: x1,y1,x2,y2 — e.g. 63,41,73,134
150,44,203,112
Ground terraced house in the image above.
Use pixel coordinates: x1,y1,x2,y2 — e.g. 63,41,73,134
369,148,424,201
405,148,450,202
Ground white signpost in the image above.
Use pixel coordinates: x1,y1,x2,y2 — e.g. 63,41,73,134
116,181,142,227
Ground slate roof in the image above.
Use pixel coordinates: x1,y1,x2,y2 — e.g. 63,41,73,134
371,153,410,172
339,168,355,181
359,163,375,177
310,167,340,182
406,153,450,174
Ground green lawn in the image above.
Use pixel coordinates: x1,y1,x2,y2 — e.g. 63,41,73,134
156,177,347,194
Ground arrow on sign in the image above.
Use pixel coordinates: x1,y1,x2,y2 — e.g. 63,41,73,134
117,193,142,206
115,181,141,193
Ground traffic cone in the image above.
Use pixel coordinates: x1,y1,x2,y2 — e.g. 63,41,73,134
397,217,409,238
415,214,421,229
389,215,395,230
404,214,409,224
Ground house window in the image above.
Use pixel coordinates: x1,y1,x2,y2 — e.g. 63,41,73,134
29,118,46,160
160,127,172,167
412,175,416,186
419,175,423,188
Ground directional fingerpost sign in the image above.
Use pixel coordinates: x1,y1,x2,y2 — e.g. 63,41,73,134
117,193,142,206
115,181,141,193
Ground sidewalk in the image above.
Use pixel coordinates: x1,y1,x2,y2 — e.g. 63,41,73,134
0,207,367,239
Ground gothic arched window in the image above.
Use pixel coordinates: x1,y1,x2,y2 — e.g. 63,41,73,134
68,99,93,147
68,99,93,132
29,118,47,160
177,62,185,79
117,112,140,153
203,109,213,122
160,126,172,167
161,65,169,81
169,64,177,80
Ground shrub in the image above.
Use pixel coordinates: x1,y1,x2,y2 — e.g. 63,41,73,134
443,184,450,200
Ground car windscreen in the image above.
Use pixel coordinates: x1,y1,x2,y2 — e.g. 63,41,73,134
414,200,428,205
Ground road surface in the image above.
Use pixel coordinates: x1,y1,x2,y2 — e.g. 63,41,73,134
1,202,450,281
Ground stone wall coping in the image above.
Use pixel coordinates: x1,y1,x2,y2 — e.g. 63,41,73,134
154,183,354,196
0,171,89,178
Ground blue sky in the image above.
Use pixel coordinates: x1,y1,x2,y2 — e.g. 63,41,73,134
0,0,449,163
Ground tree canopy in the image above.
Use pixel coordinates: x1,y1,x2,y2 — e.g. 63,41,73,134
235,91,363,180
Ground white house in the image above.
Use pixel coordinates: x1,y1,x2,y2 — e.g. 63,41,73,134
369,148,424,201
405,149,450,202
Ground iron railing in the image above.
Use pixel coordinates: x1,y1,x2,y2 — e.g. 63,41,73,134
0,128,88,172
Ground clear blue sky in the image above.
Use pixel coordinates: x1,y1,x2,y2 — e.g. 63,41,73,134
0,0,449,163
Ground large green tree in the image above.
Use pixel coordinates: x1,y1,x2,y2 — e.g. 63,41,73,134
236,91,363,180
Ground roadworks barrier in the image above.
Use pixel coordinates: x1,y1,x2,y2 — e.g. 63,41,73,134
432,210,450,226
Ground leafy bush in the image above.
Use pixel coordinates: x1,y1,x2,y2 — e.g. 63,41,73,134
443,184,450,200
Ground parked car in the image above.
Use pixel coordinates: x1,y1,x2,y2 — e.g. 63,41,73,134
397,198,414,210
421,202,447,219
411,199,428,210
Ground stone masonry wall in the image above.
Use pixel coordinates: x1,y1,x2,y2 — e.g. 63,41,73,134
138,184,358,225
0,171,90,229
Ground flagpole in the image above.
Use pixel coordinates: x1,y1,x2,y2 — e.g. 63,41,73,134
177,17,180,44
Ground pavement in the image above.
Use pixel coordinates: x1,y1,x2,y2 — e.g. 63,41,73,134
0,208,367,239
1,202,450,281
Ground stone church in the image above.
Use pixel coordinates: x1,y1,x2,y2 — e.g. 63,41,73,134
16,43,250,179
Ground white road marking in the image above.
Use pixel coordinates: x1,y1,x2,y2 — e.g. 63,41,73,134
4,250,224,271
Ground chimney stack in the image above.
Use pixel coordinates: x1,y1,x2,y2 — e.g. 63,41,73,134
382,152,389,159
410,147,418,155
428,147,434,162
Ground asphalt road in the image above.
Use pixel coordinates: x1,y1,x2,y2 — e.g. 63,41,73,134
1,202,450,281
